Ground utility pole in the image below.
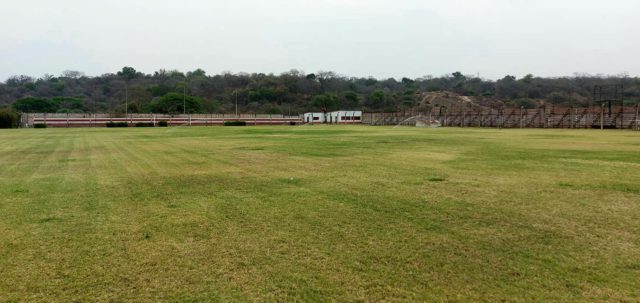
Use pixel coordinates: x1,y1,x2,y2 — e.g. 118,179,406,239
183,84,186,115
125,83,128,118
235,90,238,118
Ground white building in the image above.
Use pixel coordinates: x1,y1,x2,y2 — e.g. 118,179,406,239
303,112,327,123
304,111,362,124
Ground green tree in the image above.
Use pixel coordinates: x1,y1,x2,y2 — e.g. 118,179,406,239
117,66,138,80
366,90,386,109
0,108,19,128
53,97,85,113
149,93,203,114
12,97,61,113
452,71,466,81
248,88,276,103
148,84,173,97
312,93,339,115
401,77,415,87
402,91,416,109
341,91,360,109
187,69,207,79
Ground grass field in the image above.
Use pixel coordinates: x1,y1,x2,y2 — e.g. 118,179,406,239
1,126,639,302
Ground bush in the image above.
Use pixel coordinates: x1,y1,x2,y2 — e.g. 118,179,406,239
0,108,19,128
33,123,47,128
224,121,247,126
135,122,154,127
157,121,169,127
106,121,129,127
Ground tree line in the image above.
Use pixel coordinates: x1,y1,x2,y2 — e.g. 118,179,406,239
1,67,639,115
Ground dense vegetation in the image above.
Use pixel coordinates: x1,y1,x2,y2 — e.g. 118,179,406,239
0,108,20,128
1,67,639,114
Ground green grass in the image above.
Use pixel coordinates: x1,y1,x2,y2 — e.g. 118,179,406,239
1,126,639,302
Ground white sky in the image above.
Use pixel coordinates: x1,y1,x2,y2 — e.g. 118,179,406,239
1,0,639,80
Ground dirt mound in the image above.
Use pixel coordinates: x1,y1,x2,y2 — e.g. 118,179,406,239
415,92,493,112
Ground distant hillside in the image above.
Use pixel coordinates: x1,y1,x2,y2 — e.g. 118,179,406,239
414,91,544,112
1,68,638,114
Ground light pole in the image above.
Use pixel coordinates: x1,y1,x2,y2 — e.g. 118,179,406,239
183,84,186,115
235,90,238,118
125,83,128,118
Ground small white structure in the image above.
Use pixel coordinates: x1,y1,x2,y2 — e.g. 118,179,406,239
303,112,326,123
304,111,362,124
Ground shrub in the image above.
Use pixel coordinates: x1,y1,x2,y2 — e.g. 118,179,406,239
157,121,169,127
33,123,47,128
223,121,247,126
135,122,154,127
0,108,19,128
106,121,129,127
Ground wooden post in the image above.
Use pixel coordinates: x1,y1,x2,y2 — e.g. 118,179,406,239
635,103,640,130
486,110,489,127
520,107,524,128
462,107,466,128
570,108,574,129
620,102,623,129
481,110,485,127
601,104,605,130
444,109,447,127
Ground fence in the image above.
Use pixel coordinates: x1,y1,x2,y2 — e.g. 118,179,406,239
21,113,302,128
19,105,640,129
363,104,640,129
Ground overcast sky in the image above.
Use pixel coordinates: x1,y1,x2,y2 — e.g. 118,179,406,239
1,0,639,81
